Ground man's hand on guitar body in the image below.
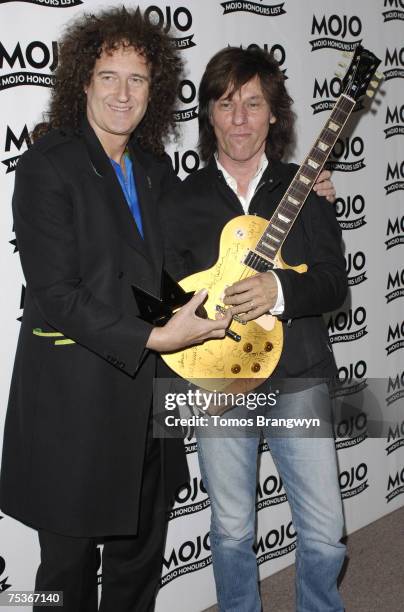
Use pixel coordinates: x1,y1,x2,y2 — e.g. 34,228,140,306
146,289,232,352
223,272,278,322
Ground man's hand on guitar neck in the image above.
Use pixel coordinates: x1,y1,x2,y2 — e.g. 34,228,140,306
146,289,232,352
313,169,336,203
223,272,279,322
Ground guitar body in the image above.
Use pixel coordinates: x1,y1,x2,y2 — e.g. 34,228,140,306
162,215,307,392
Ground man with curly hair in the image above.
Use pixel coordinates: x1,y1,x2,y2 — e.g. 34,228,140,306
0,8,230,612
162,47,346,612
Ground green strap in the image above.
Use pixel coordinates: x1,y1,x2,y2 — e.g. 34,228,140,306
33,328,63,337
33,328,75,346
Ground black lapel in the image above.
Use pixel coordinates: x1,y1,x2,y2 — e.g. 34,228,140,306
79,118,150,260
206,158,245,215
128,141,164,279
248,160,285,217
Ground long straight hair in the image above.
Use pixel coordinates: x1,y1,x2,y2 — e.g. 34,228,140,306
198,47,295,162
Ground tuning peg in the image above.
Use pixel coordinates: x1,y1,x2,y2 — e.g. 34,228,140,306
342,51,353,58
338,61,347,68
375,71,384,80
366,89,375,98
334,72,344,78
370,80,379,88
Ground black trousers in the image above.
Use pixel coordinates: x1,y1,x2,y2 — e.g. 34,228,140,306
34,431,167,612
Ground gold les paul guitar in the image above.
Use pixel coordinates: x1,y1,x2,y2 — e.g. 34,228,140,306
156,46,382,393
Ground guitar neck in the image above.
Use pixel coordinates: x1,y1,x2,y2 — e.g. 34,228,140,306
254,93,356,263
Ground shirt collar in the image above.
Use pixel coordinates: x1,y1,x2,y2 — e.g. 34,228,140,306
214,152,269,212
214,152,268,183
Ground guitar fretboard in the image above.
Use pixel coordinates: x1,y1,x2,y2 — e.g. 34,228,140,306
252,93,355,263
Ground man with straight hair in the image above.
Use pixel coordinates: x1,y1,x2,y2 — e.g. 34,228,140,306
162,46,347,612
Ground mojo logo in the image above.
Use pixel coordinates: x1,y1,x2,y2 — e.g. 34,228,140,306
386,421,404,455
0,40,57,91
221,1,286,17
339,462,369,499
310,14,362,52
326,136,365,173
385,215,404,249
386,268,404,303
384,47,404,81
384,104,404,139
0,0,82,6
256,473,287,511
0,556,11,593
327,306,367,344
385,160,404,195
173,79,198,122
2,124,31,174
254,521,296,566
236,43,287,77
144,6,195,49
383,0,404,22
168,477,210,520
386,371,404,406
386,321,404,356
311,77,363,115
335,194,366,230
345,251,367,286
312,77,341,114
171,149,200,177
386,467,404,502
161,532,211,587
332,359,367,397
335,411,368,450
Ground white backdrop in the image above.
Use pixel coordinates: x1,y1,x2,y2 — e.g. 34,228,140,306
0,1,403,610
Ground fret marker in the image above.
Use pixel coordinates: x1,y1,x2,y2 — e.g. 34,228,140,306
317,141,328,152
287,195,300,206
277,213,291,223
271,224,285,234
299,174,311,185
328,121,340,132
262,241,276,251
307,158,319,169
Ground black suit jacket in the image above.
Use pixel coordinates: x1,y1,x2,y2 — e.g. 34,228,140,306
161,158,348,381
0,120,188,537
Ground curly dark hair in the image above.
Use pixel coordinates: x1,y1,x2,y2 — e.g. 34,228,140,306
34,7,183,155
198,47,295,162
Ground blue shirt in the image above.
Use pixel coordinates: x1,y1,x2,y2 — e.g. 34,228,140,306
110,153,144,238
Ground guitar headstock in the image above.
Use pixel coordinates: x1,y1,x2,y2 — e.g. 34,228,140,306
338,45,382,102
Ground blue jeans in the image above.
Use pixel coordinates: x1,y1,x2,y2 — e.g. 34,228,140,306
196,384,345,612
